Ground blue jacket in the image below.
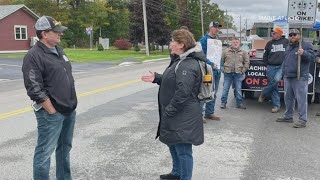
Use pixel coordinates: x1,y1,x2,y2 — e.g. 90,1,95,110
282,40,315,78
199,33,221,75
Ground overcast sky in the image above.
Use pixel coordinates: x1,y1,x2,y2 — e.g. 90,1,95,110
210,0,319,30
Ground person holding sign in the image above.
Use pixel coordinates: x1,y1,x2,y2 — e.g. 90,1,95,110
259,28,289,113
276,29,314,128
199,21,223,122
220,38,250,109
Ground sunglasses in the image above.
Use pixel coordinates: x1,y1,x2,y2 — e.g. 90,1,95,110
44,29,59,33
289,33,299,37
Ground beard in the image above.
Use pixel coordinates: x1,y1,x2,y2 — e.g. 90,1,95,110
290,38,299,45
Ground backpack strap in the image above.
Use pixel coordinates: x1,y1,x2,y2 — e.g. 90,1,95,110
174,58,185,73
176,58,208,75
174,57,199,100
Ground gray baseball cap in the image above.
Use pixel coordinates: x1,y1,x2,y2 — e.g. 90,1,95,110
35,16,67,32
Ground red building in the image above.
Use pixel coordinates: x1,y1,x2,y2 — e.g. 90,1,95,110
0,4,39,53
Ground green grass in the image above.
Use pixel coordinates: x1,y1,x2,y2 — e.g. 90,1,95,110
0,53,25,59
0,48,170,62
64,49,169,62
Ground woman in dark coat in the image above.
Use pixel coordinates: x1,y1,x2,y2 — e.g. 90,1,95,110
141,29,205,180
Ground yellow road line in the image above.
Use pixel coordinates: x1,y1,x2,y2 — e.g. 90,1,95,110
78,79,140,97
0,107,33,119
0,79,141,119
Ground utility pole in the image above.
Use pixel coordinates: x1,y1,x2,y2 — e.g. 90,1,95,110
200,0,204,35
245,18,248,31
245,18,248,40
90,26,93,50
142,0,149,56
239,15,242,44
226,10,229,43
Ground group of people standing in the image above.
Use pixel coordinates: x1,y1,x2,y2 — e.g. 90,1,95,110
21,14,318,180
142,23,318,179
199,21,250,124
259,28,315,128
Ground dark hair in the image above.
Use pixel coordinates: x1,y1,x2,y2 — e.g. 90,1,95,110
36,30,52,39
171,29,196,51
36,30,44,39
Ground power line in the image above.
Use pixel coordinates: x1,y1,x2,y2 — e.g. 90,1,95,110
144,2,203,24
148,0,202,19
132,0,204,24
131,0,226,31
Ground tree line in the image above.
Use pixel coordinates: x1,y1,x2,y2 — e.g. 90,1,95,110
2,0,235,49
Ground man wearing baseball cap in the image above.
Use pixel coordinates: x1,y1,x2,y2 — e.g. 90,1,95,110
22,16,77,179
276,28,315,128
199,21,223,122
259,27,289,113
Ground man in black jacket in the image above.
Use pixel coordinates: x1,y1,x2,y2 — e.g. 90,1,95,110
22,16,77,180
259,28,289,113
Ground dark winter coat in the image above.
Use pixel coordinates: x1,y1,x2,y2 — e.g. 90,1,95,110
153,44,205,146
282,40,315,79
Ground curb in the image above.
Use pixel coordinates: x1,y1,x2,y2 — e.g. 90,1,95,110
118,57,170,66
118,61,142,66
142,57,169,63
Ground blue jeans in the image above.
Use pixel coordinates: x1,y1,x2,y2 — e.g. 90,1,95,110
284,77,308,122
262,65,282,108
221,73,245,106
168,143,193,180
33,109,76,180
204,72,221,116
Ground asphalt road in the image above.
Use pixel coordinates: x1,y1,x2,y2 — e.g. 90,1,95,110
0,58,320,180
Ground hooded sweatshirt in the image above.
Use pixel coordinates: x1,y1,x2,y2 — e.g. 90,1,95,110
263,37,289,65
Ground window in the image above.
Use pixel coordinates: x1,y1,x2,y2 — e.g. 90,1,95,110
14,25,27,40
301,29,311,38
256,28,269,37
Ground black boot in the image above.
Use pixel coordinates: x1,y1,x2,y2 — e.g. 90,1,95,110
160,173,180,180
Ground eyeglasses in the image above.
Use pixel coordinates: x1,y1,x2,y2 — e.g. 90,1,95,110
43,29,61,35
289,33,299,37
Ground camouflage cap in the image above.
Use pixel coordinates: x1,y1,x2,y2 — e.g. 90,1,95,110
289,29,300,34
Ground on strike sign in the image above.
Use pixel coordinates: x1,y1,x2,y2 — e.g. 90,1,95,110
287,0,317,24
